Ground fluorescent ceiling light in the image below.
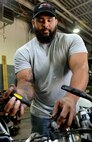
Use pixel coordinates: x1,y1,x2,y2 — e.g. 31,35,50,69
73,28,80,33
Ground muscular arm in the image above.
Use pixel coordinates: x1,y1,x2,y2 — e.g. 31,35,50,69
16,68,35,101
68,52,89,101
4,68,35,116
52,52,89,128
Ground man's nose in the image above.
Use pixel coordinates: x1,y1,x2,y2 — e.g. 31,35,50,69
43,20,49,28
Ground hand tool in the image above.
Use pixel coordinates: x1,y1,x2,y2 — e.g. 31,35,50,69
14,93,51,117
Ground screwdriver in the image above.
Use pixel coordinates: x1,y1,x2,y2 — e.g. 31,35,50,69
14,93,51,117
14,93,31,107
14,93,60,131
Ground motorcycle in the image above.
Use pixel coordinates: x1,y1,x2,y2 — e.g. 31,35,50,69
0,86,92,142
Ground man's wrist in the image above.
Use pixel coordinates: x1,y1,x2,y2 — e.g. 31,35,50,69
66,93,80,104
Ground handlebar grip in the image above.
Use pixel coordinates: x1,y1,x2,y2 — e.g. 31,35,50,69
61,85,92,102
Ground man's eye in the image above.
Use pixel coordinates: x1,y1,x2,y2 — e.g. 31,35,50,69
37,19,43,22
48,19,52,22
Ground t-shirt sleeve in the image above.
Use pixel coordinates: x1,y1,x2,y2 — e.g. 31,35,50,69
14,47,31,74
68,34,88,56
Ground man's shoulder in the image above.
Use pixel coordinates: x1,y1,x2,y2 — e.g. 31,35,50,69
55,32,85,49
55,32,73,42
19,37,37,49
56,32,81,38
57,31,81,37
56,32,83,44
27,37,37,45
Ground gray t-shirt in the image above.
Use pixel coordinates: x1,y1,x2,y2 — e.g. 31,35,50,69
14,32,88,118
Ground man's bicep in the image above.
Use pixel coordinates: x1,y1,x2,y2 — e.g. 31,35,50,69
68,53,89,72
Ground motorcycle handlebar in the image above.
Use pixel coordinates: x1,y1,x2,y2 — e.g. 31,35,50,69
61,85,92,102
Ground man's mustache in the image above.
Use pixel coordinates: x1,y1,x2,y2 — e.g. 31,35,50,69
41,28,50,32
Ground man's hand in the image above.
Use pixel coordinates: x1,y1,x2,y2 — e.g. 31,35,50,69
1,84,26,117
51,95,77,128
0,85,14,115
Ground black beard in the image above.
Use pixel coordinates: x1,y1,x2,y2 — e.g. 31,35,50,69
34,27,57,43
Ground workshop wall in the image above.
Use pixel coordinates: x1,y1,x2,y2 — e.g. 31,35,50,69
0,18,29,64
0,18,33,90
0,64,15,89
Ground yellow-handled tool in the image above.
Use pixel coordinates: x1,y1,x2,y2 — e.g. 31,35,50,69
13,93,51,117
14,93,31,107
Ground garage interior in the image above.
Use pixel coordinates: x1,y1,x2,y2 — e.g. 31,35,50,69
0,0,92,141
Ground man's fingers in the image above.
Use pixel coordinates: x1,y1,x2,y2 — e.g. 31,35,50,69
10,100,21,116
20,105,25,116
66,109,75,128
57,106,76,128
52,97,76,128
51,100,60,117
4,86,15,99
57,106,69,127
4,97,16,113
4,96,25,116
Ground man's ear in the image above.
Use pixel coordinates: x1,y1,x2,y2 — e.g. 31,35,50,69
32,19,35,28
55,19,58,26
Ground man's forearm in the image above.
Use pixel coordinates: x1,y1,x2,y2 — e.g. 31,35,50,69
15,68,35,101
16,80,35,101
66,70,89,104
